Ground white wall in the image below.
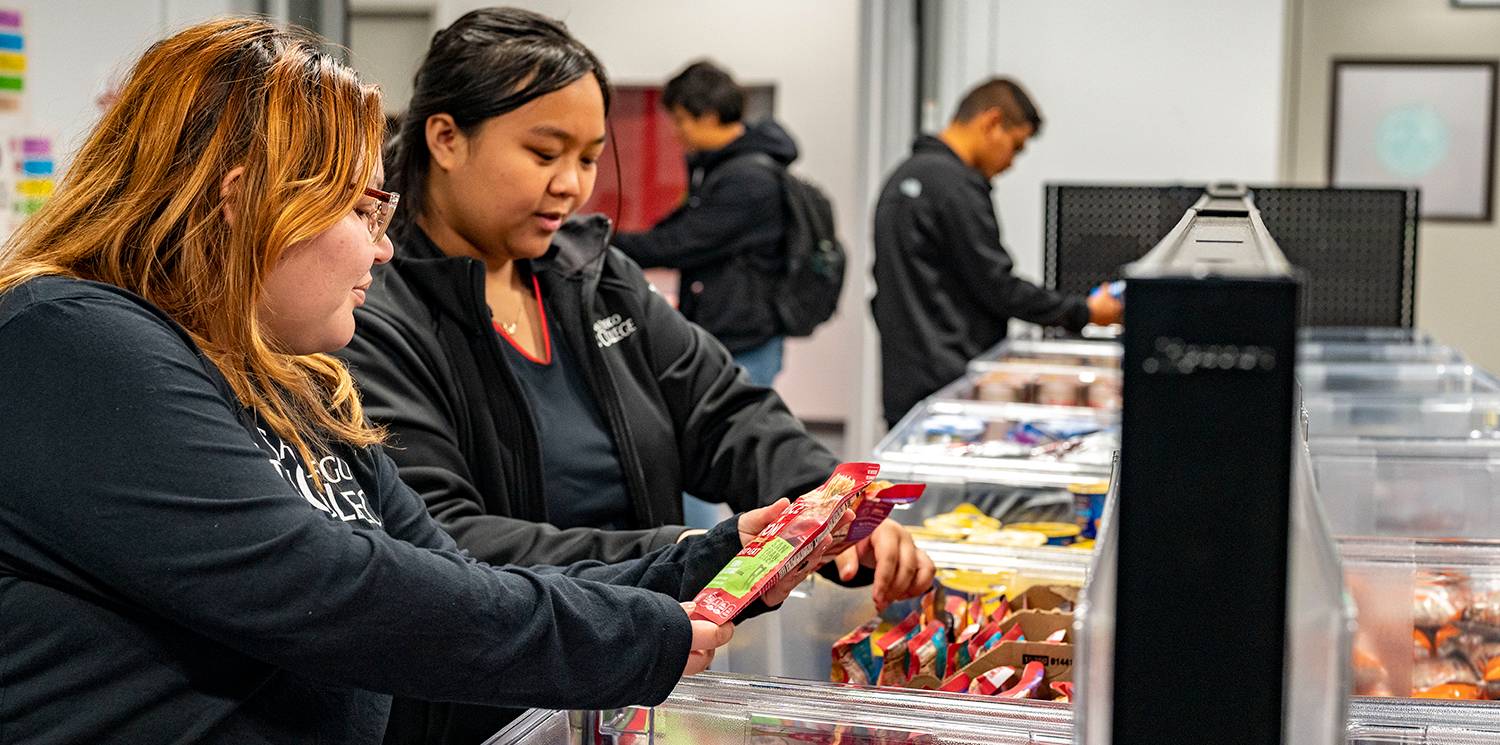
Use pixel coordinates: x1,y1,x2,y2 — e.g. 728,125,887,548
928,0,1287,285
18,0,240,165
1282,0,1500,372
434,0,866,425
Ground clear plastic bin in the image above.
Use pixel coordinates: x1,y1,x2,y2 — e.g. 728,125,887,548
1302,327,1437,346
1342,538,1500,703
876,400,1118,481
1298,362,1500,397
1310,437,1500,539
488,683,1500,744
1303,395,1500,439
934,362,1123,412
1300,342,1465,364
588,674,1076,744
973,338,1123,368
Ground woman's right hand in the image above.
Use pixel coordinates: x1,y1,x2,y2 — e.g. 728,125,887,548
681,602,734,676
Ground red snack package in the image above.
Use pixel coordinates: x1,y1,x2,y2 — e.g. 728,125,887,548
1050,681,1074,702
939,672,972,693
969,666,1016,696
877,610,922,653
832,621,881,685
999,623,1026,643
969,620,1003,659
905,622,948,681
691,462,880,625
999,661,1047,699
826,482,926,555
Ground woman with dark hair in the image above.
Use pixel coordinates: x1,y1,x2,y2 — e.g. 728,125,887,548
0,17,830,744
338,6,935,743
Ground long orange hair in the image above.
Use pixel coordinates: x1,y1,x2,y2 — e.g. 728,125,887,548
0,18,385,467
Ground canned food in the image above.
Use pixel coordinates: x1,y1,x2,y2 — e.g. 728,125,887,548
1069,480,1110,539
1035,374,1082,406
1008,521,1082,546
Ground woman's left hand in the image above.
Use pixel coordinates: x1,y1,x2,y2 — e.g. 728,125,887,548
831,518,936,611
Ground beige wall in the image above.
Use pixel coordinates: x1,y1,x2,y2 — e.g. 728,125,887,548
1284,0,1500,368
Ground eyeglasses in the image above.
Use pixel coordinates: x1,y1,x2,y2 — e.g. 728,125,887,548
362,187,400,243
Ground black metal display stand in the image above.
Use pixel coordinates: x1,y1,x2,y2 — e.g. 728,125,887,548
1112,186,1301,745
1044,183,1417,327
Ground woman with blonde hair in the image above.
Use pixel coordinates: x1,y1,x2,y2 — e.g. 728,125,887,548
0,18,827,744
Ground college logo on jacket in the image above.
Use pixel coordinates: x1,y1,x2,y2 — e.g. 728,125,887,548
594,313,639,348
255,425,383,528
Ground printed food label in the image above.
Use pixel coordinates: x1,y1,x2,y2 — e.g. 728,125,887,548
704,536,797,599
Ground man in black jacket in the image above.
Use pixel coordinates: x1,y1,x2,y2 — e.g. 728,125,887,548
873,77,1122,427
613,60,794,388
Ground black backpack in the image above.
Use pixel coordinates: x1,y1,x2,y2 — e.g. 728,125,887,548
741,153,847,337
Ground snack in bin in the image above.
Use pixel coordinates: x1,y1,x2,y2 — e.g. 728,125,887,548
690,462,879,625
905,622,949,681
825,481,926,555
1413,657,1481,699
998,661,1047,699
1413,571,1468,628
1050,681,1074,703
1044,628,1068,643
939,672,972,693
1465,578,1500,630
966,529,1048,548
831,620,882,685
1414,629,1434,660
922,504,1000,540
969,666,1016,696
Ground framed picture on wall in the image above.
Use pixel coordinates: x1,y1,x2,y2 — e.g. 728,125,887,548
1329,59,1498,222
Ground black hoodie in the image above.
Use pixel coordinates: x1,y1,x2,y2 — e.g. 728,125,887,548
613,119,799,353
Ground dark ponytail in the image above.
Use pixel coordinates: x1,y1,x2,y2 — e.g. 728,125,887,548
386,7,611,226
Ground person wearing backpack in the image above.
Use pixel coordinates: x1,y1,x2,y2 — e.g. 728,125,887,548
613,60,843,387
337,12,932,742
873,77,1123,427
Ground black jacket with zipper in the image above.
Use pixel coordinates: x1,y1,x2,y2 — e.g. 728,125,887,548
341,215,838,562
613,119,797,353
872,135,1090,426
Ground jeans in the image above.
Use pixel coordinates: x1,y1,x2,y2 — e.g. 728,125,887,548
680,337,785,528
732,336,785,387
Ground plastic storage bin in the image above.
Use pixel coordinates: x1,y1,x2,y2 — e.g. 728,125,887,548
1298,362,1500,397
1310,437,1500,539
1300,342,1465,364
1301,327,1437,346
934,362,1123,412
877,400,1117,483
1303,395,1500,439
973,337,1123,368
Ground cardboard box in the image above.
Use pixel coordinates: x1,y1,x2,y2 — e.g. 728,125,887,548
1016,584,1078,613
998,609,1073,644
